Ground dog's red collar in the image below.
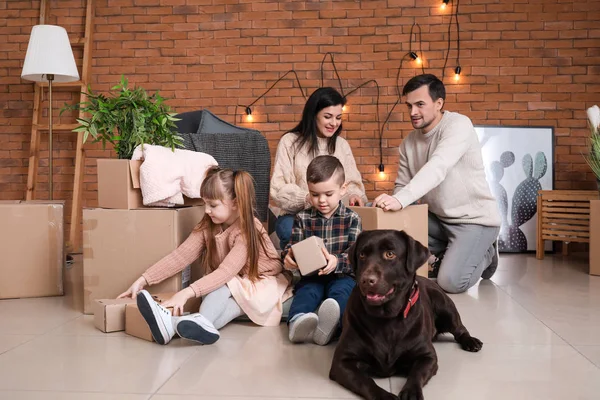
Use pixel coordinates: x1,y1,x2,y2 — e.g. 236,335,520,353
403,282,420,318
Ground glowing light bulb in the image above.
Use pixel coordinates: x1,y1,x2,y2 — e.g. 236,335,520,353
378,164,385,178
246,114,253,122
379,170,385,178
454,66,461,82
342,105,347,112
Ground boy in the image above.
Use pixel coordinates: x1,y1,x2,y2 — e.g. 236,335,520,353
282,155,362,345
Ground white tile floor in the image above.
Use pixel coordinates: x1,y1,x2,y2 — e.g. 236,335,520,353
1,252,599,399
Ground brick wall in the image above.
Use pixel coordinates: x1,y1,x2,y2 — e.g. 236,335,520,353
1,0,598,246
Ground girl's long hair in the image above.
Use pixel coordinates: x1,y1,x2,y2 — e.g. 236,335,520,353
291,87,346,158
195,167,273,281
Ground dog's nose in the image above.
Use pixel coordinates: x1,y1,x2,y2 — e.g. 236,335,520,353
361,274,378,287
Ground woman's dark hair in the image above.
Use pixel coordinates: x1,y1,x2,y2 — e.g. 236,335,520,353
402,74,446,102
290,87,346,157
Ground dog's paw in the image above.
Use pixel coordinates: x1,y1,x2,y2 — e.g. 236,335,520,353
399,384,424,400
459,335,483,352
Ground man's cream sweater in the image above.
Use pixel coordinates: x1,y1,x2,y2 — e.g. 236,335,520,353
393,111,501,227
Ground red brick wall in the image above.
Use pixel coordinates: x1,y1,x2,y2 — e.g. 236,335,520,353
1,0,599,245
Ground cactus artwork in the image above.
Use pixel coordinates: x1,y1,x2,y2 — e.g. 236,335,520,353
476,126,554,253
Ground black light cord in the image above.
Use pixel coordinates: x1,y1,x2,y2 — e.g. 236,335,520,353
320,52,345,97
409,23,425,75
238,69,307,124
442,0,461,80
441,0,455,79
455,0,461,70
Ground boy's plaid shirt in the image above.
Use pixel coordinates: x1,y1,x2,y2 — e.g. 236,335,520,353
281,202,362,276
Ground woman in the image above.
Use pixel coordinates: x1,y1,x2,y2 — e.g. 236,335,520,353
270,87,367,249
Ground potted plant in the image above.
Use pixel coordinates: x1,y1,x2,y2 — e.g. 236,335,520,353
62,76,184,209
585,105,600,192
62,75,182,159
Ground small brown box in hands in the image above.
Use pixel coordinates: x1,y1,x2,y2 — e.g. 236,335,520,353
93,298,136,333
291,236,328,276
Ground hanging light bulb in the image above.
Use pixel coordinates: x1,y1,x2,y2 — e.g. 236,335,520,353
342,104,347,112
441,0,450,10
454,66,461,82
378,164,385,178
245,106,253,122
409,51,421,65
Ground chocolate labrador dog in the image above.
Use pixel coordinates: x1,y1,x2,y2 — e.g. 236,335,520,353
330,230,482,400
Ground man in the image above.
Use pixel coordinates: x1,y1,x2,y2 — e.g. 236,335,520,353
373,74,501,294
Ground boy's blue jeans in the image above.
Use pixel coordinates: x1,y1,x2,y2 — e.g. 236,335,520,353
288,274,356,329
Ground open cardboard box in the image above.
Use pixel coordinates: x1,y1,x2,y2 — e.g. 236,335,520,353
350,204,429,278
97,159,205,209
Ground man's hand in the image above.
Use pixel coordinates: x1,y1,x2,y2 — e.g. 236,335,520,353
319,247,338,275
284,248,298,270
348,195,365,207
161,287,195,316
372,194,403,212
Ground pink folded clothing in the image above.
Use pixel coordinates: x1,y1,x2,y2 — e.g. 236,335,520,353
131,144,218,207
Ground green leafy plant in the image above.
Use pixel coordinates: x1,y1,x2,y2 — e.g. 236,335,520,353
61,76,182,159
585,105,600,184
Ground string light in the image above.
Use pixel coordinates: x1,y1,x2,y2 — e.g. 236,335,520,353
409,51,421,65
378,164,385,178
441,0,450,10
245,106,253,122
342,104,347,112
454,66,461,81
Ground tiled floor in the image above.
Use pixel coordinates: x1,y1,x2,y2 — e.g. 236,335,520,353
1,252,599,399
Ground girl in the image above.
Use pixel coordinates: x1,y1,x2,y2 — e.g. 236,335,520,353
270,87,368,249
118,167,291,345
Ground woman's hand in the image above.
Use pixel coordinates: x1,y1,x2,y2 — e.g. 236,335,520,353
117,276,147,299
162,287,195,316
319,247,338,275
284,248,298,270
348,195,365,207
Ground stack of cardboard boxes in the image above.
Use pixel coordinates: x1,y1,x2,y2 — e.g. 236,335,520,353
86,159,206,340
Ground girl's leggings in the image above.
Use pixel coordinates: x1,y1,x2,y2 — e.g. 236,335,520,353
199,285,245,330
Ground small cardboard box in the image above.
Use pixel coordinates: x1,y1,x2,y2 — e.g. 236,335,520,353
590,200,600,276
97,159,204,209
350,204,429,277
93,298,135,333
125,292,201,342
291,236,328,276
0,200,64,299
82,206,206,314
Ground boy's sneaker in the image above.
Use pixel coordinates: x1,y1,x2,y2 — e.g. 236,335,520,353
136,290,175,345
481,240,499,280
175,313,220,345
313,298,340,346
288,313,318,343
428,252,445,279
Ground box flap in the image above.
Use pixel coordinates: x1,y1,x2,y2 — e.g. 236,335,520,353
129,160,143,189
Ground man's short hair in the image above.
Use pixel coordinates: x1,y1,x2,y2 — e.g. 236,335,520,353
402,73,446,101
307,155,345,186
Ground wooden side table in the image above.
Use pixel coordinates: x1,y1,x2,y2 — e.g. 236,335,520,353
591,200,600,276
536,190,599,260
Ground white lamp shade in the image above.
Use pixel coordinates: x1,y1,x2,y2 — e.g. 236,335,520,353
21,25,80,83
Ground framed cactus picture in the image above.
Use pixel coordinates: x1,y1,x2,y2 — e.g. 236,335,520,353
475,125,554,253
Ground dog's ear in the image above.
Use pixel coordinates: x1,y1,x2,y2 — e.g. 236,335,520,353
395,230,430,275
347,232,363,275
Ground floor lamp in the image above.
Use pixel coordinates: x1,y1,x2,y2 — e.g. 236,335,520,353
21,25,79,200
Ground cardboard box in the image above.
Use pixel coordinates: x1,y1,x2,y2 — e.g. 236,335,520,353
93,298,135,333
292,236,327,276
97,159,204,209
125,292,201,342
350,204,429,277
590,200,600,276
82,206,205,314
0,200,64,299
